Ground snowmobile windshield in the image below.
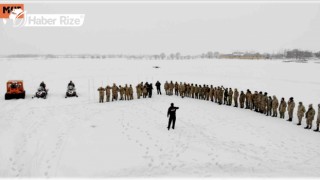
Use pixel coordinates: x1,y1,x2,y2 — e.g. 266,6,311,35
11,84,17,88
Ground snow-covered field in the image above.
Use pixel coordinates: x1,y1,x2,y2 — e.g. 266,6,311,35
0,58,320,177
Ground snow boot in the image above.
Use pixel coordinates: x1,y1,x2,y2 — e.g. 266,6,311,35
287,118,292,122
304,126,309,129
297,123,301,126
314,127,319,132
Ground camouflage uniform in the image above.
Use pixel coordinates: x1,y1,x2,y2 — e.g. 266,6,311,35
164,81,169,95
112,84,119,101
297,102,306,125
174,82,179,96
228,88,233,106
260,93,268,114
248,92,254,110
119,85,125,100
252,91,258,111
279,98,287,119
201,85,204,100
199,85,203,99
97,87,105,103
136,84,141,99
169,81,174,95
233,88,239,107
140,82,144,97
205,85,210,101
180,83,185,98
186,84,190,97
256,92,263,112
305,104,315,129
272,96,279,117
218,87,223,105
194,84,199,99
287,98,295,121
105,85,111,102
143,85,148,98
245,90,252,109
266,96,272,116
125,84,130,100
129,84,134,100
190,84,195,98
214,87,218,103
315,104,320,131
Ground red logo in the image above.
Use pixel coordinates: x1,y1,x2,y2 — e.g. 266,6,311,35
0,4,24,19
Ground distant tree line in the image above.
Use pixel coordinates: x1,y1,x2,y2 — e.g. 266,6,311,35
2,49,320,60
285,49,314,59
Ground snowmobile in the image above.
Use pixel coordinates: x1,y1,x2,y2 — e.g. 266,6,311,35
32,87,48,99
65,85,78,98
5,80,25,100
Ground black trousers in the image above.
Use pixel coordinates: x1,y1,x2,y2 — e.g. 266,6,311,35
157,88,161,95
168,116,176,129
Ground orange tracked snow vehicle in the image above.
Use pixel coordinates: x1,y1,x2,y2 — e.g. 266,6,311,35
5,80,26,100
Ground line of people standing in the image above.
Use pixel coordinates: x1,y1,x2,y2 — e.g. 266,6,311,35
97,82,154,103
163,81,320,132
97,83,134,103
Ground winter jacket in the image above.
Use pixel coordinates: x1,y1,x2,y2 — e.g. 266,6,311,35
279,100,287,113
167,106,179,117
155,82,161,88
272,97,279,109
297,104,306,117
287,100,295,112
306,107,316,121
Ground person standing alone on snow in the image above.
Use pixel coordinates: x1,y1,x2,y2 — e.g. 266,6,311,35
167,103,179,130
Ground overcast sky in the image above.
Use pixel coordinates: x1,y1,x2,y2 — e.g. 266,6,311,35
1,2,320,55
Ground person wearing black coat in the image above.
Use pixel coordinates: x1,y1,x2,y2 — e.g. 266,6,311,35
167,103,179,130
40,81,46,89
223,87,228,105
155,81,161,95
68,81,75,88
148,83,153,98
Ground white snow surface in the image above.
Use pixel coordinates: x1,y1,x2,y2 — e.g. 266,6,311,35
0,58,320,177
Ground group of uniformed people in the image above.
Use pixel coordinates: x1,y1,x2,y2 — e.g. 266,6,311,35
163,81,320,132
135,82,154,99
97,82,155,103
97,83,134,103
97,80,320,132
